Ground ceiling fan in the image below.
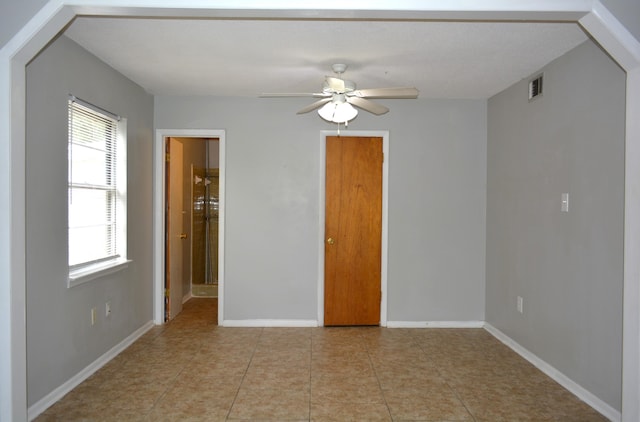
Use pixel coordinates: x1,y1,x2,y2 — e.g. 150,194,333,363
260,64,419,124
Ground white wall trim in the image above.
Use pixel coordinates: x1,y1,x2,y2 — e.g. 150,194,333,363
27,321,155,421
153,129,226,326
222,319,318,328
621,66,640,422
579,2,640,71
485,323,621,422
387,321,485,328
317,130,389,327
182,291,193,304
580,3,640,420
31,1,595,22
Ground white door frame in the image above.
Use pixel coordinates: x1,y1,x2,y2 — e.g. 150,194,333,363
154,129,226,325
318,130,389,327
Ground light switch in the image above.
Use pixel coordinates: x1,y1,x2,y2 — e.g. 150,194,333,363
561,193,569,213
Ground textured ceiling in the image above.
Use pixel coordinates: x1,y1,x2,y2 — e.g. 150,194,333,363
64,17,588,99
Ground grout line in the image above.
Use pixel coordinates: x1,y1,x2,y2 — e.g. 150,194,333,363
142,300,211,419
224,327,263,421
409,330,479,422
362,329,395,421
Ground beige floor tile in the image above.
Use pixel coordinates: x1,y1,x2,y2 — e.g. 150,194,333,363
209,327,264,345
146,377,237,421
196,347,255,364
38,407,149,422
33,391,86,421
173,374,245,397
310,401,392,421
227,387,310,420
311,358,376,379
382,386,473,421
371,357,439,379
312,348,371,363
311,375,385,404
146,402,231,422
454,380,561,421
87,381,168,413
250,349,311,369
375,369,449,391
93,351,129,373
253,341,311,352
311,348,370,362
367,346,429,361
259,327,312,344
180,356,251,379
242,365,310,391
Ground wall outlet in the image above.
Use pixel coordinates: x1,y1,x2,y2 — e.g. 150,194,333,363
517,296,524,314
91,307,97,326
561,193,569,212
105,301,112,318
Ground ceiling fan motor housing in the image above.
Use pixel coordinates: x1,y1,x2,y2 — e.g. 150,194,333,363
323,78,356,94
331,63,348,74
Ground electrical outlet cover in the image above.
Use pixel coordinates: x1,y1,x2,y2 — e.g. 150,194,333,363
517,296,524,313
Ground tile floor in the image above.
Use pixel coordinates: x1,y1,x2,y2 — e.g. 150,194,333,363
36,298,608,421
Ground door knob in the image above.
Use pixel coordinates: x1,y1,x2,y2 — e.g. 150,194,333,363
327,237,335,245
179,233,187,239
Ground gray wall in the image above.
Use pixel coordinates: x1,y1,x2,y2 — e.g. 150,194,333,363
0,0,49,49
601,0,640,42
155,96,487,322
486,40,625,410
26,35,154,405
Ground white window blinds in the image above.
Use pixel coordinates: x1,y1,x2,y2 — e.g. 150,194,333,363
68,98,122,268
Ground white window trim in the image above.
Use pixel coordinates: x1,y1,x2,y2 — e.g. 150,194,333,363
67,98,129,288
68,258,132,287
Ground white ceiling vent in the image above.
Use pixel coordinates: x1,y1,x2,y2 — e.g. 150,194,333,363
528,74,543,101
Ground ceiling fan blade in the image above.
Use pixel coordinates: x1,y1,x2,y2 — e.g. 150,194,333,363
351,87,419,99
325,77,346,92
347,97,389,115
260,93,328,98
296,98,332,114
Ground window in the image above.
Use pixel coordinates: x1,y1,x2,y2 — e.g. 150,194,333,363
68,97,128,287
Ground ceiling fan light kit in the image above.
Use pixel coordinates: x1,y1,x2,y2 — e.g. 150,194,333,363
260,63,419,125
318,99,358,123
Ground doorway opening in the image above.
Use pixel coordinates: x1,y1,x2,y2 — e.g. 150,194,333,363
165,137,220,321
318,130,389,327
154,130,226,325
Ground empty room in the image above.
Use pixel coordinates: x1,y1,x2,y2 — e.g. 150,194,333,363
1,2,640,421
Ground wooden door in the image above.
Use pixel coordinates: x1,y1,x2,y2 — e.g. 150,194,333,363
166,138,184,320
324,136,383,326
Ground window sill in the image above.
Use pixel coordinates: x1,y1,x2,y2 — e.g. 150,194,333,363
68,259,132,288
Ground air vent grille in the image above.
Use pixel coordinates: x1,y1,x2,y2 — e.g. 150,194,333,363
529,74,543,101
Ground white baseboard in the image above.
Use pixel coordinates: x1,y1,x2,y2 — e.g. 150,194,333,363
386,320,485,328
27,321,155,421
182,291,193,304
222,319,318,327
484,323,620,422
